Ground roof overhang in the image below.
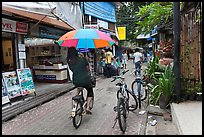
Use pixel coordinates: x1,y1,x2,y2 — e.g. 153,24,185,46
2,6,74,31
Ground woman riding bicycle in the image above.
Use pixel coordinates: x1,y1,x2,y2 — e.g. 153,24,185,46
67,47,94,114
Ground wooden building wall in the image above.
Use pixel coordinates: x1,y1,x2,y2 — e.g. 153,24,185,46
180,3,202,91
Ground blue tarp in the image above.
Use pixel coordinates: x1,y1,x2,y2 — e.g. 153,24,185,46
82,2,116,23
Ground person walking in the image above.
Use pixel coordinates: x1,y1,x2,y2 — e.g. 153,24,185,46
121,51,128,69
133,48,143,77
111,56,120,76
67,47,94,114
104,48,113,78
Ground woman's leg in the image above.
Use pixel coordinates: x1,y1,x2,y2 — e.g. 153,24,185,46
85,86,94,113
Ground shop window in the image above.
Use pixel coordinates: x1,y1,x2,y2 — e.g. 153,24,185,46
108,22,115,32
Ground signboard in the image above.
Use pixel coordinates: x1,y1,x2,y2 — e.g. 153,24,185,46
28,23,67,39
84,24,99,29
78,48,90,53
19,52,26,59
35,75,56,80
2,71,22,99
117,27,126,40
2,18,28,34
2,79,10,105
39,26,67,39
18,44,26,51
16,68,35,95
97,19,108,29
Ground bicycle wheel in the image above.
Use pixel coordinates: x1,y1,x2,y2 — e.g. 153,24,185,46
126,89,138,111
117,89,129,101
72,102,83,129
131,80,147,101
117,97,127,133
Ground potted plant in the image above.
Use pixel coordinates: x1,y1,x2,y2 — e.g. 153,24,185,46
149,65,174,109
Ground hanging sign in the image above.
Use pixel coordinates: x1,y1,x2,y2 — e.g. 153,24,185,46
2,71,22,99
117,27,126,40
16,68,35,95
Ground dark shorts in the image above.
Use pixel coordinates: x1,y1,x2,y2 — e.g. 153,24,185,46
84,85,94,97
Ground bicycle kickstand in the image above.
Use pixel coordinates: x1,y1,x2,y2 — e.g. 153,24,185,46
112,116,118,128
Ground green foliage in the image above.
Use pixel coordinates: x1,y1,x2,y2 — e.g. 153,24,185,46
195,81,202,92
149,65,174,106
115,2,150,43
134,2,173,37
144,55,160,80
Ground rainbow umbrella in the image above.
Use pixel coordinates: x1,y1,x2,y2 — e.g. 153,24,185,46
56,29,115,49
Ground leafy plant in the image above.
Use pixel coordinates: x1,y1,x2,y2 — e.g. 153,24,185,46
144,55,164,82
134,2,173,37
195,81,202,93
149,65,174,106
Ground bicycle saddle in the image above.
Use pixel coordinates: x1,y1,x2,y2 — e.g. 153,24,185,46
72,95,82,100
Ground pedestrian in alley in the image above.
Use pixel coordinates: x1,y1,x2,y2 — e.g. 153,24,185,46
133,48,143,77
111,56,120,76
121,50,128,69
67,47,94,114
104,48,113,78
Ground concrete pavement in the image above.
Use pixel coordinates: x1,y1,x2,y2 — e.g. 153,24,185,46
2,60,148,135
171,101,202,135
2,60,201,135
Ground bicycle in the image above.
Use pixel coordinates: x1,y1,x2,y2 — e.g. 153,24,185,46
111,69,138,133
71,87,94,129
131,68,147,109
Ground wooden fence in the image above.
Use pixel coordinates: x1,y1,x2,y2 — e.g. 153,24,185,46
180,3,202,93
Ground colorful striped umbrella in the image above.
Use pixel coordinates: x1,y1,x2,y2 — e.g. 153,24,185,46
56,29,115,49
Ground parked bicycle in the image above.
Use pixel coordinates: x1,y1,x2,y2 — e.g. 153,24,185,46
131,68,147,109
71,87,94,128
111,69,138,133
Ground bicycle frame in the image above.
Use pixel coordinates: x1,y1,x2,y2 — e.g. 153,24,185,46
111,70,138,133
71,87,86,117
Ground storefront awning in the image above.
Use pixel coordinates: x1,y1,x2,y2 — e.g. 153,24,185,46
2,6,74,31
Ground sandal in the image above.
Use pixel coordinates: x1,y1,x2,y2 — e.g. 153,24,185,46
86,110,92,115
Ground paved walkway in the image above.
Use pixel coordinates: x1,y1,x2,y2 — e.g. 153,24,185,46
2,60,148,135
171,101,202,135
2,60,202,135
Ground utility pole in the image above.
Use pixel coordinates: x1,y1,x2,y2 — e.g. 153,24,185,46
173,2,181,102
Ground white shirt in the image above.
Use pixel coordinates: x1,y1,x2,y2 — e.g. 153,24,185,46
133,52,143,63
122,53,128,61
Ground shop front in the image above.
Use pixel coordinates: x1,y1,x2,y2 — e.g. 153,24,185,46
2,18,34,105
26,23,70,83
2,18,28,72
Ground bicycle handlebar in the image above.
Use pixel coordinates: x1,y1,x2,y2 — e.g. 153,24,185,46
111,77,116,82
111,69,129,82
122,69,129,75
